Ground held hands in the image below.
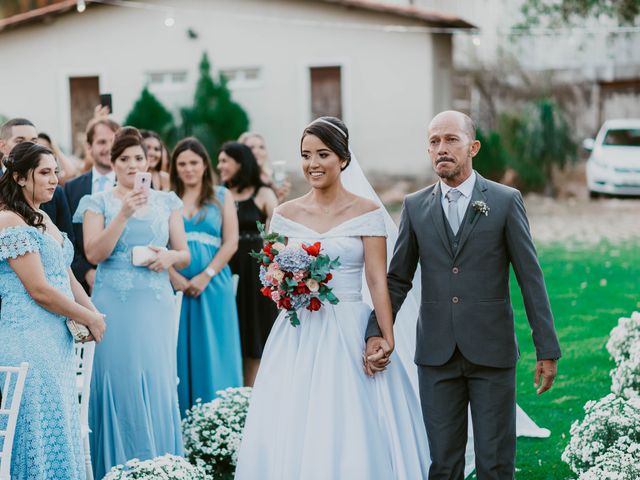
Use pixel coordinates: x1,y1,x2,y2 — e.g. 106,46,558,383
184,271,211,298
119,190,148,218
170,270,190,292
86,310,106,343
363,336,394,377
534,359,558,395
144,246,175,272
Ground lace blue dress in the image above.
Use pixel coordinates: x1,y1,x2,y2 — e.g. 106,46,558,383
0,226,85,480
176,187,243,415
73,190,184,479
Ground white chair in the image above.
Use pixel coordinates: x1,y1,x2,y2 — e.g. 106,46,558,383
74,342,95,480
0,362,29,480
232,273,239,296
174,291,184,345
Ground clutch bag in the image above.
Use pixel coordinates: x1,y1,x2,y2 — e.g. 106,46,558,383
66,319,90,342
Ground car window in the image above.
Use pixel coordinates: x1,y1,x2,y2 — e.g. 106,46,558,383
603,128,640,146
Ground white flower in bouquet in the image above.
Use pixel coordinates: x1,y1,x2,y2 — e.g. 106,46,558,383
607,312,640,363
562,393,640,476
182,387,252,480
611,340,640,399
102,454,207,479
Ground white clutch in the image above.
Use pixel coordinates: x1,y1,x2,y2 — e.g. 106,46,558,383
131,245,167,266
66,319,90,342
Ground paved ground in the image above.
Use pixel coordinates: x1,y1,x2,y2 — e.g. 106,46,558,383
525,195,640,244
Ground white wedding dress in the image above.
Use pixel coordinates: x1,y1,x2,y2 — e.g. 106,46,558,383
234,209,432,479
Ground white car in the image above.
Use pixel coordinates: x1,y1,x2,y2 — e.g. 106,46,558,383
585,119,640,197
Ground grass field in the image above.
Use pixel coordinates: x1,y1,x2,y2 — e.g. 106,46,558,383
491,240,640,479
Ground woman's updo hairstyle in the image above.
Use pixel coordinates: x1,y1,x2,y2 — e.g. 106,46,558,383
300,116,351,170
110,126,146,163
0,141,54,230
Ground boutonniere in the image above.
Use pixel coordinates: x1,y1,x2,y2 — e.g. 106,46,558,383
470,200,490,222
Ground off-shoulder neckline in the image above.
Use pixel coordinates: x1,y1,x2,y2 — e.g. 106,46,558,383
272,208,382,235
0,224,68,248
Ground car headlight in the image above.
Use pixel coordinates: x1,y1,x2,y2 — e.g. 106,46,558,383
590,156,609,169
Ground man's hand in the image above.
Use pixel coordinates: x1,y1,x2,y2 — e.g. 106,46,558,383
534,359,558,395
363,336,393,377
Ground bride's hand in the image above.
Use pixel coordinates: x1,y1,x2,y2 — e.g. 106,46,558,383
363,336,393,376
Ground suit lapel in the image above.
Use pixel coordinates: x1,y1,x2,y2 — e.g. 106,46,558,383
428,182,454,258
454,173,489,261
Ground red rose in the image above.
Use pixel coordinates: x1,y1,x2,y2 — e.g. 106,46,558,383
295,283,310,295
307,297,322,311
279,296,292,310
260,286,272,298
324,273,333,281
262,242,273,254
302,242,321,257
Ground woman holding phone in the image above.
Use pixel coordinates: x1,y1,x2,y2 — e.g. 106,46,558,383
73,127,190,479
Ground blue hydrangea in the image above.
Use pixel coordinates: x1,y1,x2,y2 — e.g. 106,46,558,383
274,247,312,272
291,293,311,310
259,266,268,286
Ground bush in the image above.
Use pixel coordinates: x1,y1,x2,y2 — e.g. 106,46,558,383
498,99,577,194
182,387,252,480
124,86,176,143
179,52,250,163
473,128,509,182
561,393,640,476
103,454,207,479
606,312,640,363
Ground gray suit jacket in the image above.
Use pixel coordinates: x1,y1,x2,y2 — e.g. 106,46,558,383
366,172,561,368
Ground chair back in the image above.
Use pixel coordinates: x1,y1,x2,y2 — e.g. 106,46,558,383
0,362,29,480
74,342,95,430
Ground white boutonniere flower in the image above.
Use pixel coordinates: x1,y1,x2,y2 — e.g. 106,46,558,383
471,200,490,222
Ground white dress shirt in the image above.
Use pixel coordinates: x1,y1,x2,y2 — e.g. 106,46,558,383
92,167,116,194
440,170,476,226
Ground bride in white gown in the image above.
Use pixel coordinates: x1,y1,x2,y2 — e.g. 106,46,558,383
235,117,549,480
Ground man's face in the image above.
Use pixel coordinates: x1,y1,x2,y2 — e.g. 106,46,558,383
88,123,116,171
427,114,479,185
0,125,38,157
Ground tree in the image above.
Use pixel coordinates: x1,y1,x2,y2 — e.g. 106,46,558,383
500,99,577,195
124,86,176,142
520,0,639,27
180,52,250,162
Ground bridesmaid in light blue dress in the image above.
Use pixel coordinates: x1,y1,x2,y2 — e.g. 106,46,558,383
74,128,190,479
0,142,106,480
169,138,242,415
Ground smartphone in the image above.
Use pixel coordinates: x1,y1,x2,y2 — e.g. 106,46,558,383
134,172,152,194
99,93,113,114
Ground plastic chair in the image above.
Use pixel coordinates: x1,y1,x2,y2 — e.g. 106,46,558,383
74,342,95,480
0,362,29,480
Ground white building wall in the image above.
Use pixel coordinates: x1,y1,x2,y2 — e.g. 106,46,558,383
0,0,450,176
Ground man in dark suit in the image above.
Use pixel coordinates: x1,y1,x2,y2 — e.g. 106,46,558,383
64,117,119,293
0,118,74,239
366,111,561,479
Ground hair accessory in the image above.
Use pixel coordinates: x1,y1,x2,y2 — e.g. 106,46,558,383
310,118,347,138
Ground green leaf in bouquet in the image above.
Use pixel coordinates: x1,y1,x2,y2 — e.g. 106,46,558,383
256,221,285,243
285,277,298,288
325,291,339,304
287,310,300,327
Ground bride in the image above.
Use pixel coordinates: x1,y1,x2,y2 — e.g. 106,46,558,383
235,116,431,479
235,117,547,479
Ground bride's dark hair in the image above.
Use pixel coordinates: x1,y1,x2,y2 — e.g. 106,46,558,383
301,116,351,170
0,141,54,230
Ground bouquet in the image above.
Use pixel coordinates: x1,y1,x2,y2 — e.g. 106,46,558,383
251,222,340,326
103,454,206,479
182,387,252,480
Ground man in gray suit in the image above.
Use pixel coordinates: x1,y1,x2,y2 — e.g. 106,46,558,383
365,111,561,479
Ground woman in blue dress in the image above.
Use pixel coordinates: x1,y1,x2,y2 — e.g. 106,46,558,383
168,137,243,415
74,128,190,479
0,142,106,480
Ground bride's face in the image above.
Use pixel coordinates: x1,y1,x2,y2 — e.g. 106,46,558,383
301,134,346,189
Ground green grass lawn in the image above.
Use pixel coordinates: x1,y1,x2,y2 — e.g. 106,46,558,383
502,240,640,479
